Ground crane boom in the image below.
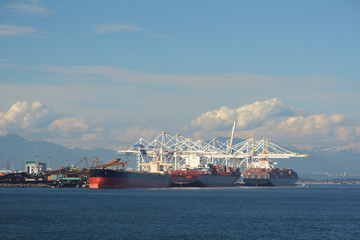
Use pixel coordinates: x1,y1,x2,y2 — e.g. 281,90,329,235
95,158,128,169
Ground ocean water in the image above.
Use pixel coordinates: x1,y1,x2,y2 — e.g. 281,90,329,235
0,185,359,240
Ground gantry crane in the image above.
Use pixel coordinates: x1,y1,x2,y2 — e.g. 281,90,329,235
117,127,309,172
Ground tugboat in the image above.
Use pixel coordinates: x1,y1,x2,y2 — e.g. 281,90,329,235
243,158,298,186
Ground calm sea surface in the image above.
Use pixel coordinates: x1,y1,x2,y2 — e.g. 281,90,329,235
0,185,359,240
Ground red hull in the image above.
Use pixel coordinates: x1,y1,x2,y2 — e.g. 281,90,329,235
90,176,170,189
89,169,171,189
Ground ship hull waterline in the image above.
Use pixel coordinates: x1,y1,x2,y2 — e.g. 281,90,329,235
243,177,298,186
89,169,171,189
170,174,240,187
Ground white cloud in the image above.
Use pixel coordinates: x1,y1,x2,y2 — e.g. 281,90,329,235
191,98,292,130
276,114,344,136
190,99,360,150
0,99,359,152
0,100,152,150
330,114,344,124
0,101,95,144
109,126,159,145
3,1,52,16
19,64,355,105
3,63,357,146
1,60,359,152
0,101,57,130
80,133,97,142
0,24,37,37
49,117,88,134
334,126,352,141
356,126,360,136
94,24,144,34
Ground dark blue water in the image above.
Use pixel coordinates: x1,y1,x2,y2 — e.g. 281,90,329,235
1,185,359,240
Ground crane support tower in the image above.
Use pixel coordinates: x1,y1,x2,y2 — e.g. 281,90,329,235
117,126,309,172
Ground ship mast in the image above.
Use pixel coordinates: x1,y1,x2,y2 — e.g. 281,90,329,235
228,121,236,154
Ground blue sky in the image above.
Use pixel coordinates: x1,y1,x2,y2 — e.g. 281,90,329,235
0,0,359,151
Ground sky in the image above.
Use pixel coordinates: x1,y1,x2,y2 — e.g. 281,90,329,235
0,0,360,152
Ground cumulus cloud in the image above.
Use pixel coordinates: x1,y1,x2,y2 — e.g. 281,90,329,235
0,101,57,131
49,117,88,134
1,99,359,152
111,126,159,144
276,114,344,136
0,101,98,146
334,126,352,141
0,100,152,150
356,126,360,136
191,98,293,130
262,113,360,148
190,98,360,150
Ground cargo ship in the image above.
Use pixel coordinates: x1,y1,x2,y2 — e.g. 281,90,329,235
170,164,240,187
243,158,298,186
170,153,241,187
89,159,172,189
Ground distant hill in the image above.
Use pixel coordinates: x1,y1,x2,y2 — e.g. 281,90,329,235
1,134,359,176
0,134,118,171
216,137,360,175
273,145,360,175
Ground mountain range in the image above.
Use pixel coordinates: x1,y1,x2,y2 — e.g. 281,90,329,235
0,134,359,178
0,134,118,171
215,136,360,177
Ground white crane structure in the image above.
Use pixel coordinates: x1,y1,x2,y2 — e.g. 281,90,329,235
230,137,310,170
117,128,310,172
118,131,235,171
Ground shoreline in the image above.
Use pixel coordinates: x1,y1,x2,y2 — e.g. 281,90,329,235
1,182,359,188
0,183,52,188
297,181,360,185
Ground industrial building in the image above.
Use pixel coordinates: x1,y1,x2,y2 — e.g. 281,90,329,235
25,161,46,175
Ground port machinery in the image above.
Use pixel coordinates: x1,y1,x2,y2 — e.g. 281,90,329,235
117,125,310,173
118,131,235,172
230,137,310,170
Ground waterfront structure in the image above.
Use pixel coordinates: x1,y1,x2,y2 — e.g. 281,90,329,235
25,161,46,175
92,121,309,188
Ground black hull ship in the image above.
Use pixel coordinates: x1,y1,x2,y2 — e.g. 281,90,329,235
89,159,171,189
170,165,240,187
243,159,298,186
243,168,298,186
89,169,171,189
